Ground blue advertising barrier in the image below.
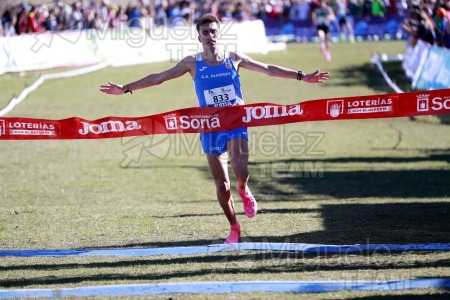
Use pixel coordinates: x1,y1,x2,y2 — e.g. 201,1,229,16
413,45,450,90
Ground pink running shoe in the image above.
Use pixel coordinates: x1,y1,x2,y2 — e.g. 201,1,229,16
325,51,332,62
224,223,240,244
238,185,257,218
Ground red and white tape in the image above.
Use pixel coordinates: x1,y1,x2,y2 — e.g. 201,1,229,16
1,89,449,140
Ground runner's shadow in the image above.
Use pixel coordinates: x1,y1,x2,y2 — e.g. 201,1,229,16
249,201,450,244
274,169,450,199
244,149,450,244
326,61,413,93
248,150,450,200
248,150,450,165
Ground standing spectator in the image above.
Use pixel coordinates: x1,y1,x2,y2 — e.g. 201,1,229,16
56,0,73,31
154,2,168,26
15,4,30,34
70,1,83,30
167,0,181,21
361,0,372,17
347,0,362,17
232,1,250,22
419,7,437,44
140,6,155,31
403,8,436,46
289,0,311,21
193,0,212,23
113,5,128,29
445,7,450,48
249,0,266,19
84,7,102,29
396,0,408,17
106,4,118,28
265,0,283,20
434,6,448,47
1,7,16,36
217,1,233,22
170,0,191,26
127,5,142,28
386,0,397,16
98,0,111,24
281,0,292,23
45,8,59,31
179,0,192,22
371,0,386,17
27,5,43,33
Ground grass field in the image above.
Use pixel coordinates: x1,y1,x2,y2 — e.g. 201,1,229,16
0,41,449,299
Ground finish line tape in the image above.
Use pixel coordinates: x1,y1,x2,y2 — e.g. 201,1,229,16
1,278,449,298
1,88,449,140
1,243,450,257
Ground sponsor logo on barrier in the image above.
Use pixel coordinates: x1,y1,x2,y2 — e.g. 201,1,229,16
79,120,141,135
164,114,221,130
347,97,395,114
3,120,57,136
242,104,303,123
327,100,344,118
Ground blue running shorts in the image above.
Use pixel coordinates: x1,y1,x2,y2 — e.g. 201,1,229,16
200,127,248,154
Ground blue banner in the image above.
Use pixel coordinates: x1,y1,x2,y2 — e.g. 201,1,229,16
413,45,450,90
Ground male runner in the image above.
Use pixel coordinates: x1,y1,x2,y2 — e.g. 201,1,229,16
100,14,330,243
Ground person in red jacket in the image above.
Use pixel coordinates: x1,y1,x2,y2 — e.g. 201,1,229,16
27,5,43,33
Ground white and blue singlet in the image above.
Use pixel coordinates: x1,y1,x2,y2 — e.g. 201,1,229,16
194,51,248,154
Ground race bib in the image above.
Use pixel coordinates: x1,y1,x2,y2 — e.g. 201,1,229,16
204,84,236,107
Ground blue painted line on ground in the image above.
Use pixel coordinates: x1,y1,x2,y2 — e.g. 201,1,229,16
0,278,449,298
1,243,450,257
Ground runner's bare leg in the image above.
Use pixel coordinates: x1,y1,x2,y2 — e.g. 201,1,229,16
206,152,238,225
228,138,250,190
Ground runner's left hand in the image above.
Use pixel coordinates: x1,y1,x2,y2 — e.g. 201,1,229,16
303,70,330,83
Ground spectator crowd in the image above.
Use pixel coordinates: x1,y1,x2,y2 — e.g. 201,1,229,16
1,0,449,48
402,0,450,48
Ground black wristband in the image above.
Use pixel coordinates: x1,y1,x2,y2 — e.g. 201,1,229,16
297,71,303,81
124,85,133,94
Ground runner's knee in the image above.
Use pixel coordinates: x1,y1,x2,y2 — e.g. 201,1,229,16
214,179,230,195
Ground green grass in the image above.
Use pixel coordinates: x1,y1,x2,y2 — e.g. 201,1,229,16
1,41,449,299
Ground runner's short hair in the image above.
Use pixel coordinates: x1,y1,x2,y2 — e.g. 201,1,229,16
196,14,220,33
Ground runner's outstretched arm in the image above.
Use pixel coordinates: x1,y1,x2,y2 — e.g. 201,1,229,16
234,52,330,83
99,57,192,95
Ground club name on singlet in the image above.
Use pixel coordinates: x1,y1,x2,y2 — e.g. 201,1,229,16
200,72,232,79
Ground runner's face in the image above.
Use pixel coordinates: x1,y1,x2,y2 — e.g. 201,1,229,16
198,22,220,47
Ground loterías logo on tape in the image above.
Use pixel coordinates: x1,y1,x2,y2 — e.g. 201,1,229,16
327,100,344,118
1,120,58,136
